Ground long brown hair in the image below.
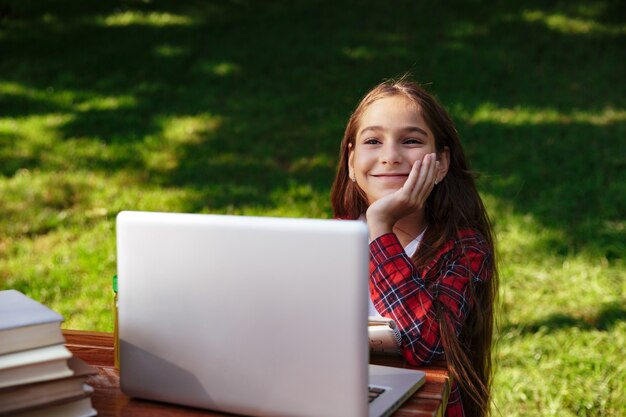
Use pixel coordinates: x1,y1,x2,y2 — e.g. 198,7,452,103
331,78,498,417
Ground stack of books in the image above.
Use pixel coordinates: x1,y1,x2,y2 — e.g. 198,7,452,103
0,290,97,417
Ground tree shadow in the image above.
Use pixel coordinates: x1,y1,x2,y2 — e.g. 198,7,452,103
0,0,624,261
503,302,626,334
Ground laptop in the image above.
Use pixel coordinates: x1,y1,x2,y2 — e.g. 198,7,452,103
116,211,425,417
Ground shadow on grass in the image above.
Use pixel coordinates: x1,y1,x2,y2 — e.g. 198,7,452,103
502,303,626,334
0,0,624,259
503,302,626,334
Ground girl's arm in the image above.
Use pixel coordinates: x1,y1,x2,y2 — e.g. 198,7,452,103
369,230,491,365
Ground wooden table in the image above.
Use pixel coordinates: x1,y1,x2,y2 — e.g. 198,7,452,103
64,330,450,417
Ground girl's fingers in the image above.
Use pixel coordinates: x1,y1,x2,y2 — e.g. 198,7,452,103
423,154,439,197
402,160,421,193
417,157,438,202
411,153,435,200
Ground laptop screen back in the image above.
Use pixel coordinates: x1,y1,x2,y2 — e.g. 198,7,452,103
116,211,370,417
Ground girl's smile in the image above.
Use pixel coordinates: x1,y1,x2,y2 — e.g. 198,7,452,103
371,173,410,183
371,172,410,177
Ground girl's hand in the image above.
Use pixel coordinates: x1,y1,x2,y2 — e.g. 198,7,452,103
366,153,439,240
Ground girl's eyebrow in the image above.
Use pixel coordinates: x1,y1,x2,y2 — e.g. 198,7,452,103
404,126,429,136
359,125,428,136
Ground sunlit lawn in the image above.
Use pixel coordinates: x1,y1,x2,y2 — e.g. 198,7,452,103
1,0,624,415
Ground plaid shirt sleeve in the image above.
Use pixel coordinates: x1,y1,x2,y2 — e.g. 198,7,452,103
369,229,492,365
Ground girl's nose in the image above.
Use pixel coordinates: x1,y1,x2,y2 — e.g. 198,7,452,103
380,142,401,164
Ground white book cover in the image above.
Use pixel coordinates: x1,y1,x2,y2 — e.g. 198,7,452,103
0,290,65,355
0,355,97,414
0,344,73,389
9,394,97,417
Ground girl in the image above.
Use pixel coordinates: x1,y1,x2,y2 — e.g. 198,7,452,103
331,79,498,417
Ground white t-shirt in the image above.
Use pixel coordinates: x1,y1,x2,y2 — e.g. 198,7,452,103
368,228,427,316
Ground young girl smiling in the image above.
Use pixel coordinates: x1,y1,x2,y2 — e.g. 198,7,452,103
331,79,498,417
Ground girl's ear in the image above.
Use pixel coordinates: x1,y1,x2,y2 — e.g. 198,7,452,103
436,146,450,184
348,143,356,182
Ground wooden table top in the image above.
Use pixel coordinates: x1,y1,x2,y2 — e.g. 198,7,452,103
64,330,450,417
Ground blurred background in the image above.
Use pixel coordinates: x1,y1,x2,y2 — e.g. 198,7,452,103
0,0,624,415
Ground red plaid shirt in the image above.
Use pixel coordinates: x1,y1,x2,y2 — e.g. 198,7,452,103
369,229,492,417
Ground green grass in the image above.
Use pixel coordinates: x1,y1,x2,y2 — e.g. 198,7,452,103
1,0,624,415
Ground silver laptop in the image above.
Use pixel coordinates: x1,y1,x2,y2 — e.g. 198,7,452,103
116,211,425,417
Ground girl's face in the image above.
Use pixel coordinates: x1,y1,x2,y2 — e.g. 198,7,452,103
348,96,438,204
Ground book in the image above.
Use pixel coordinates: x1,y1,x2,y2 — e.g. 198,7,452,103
8,392,97,417
0,344,73,389
0,356,97,414
368,316,402,355
0,290,65,356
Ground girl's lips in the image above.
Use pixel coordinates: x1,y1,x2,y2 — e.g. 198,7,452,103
371,174,409,182
372,174,409,178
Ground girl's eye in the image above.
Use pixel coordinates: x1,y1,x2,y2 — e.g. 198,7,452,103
404,138,423,145
364,138,380,145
